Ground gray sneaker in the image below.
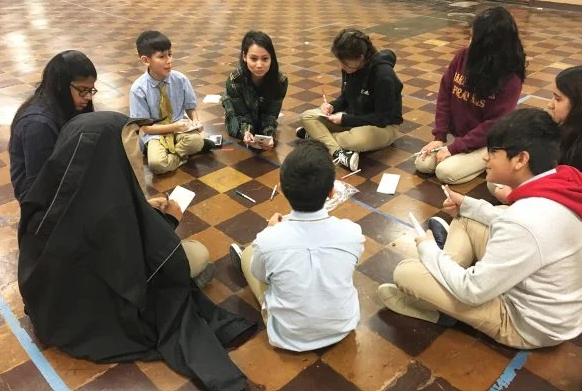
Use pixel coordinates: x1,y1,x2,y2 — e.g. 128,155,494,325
335,149,359,172
194,263,216,289
295,126,309,139
229,243,243,273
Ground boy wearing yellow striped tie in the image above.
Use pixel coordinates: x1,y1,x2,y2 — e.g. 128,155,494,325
130,31,215,175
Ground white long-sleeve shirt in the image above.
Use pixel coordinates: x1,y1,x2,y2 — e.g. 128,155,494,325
419,179,582,347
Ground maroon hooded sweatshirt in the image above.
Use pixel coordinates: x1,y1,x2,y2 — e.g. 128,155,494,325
433,48,523,155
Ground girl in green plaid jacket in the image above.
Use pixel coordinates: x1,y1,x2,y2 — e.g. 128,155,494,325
222,31,288,150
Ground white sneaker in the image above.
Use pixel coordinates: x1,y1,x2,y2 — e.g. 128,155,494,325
377,283,439,323
336,149,359,172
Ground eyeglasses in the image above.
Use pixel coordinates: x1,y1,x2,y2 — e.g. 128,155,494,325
70,84,98,97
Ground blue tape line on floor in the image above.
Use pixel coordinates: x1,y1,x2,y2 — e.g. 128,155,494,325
0,295,70,391
488,350,530,391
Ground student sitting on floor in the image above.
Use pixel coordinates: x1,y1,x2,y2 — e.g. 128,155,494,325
10,50,97,203
222,30,288,150
129,30,215,175
297,28,403,172
416,7,526,185
18,111,256,391
229,139,365,352
494,65,582,202
379,108,582,349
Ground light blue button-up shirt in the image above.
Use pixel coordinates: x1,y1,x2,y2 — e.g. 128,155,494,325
251,208,365,351
129,69,197,146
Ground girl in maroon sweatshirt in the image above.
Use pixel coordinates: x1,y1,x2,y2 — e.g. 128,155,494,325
416,7,526,184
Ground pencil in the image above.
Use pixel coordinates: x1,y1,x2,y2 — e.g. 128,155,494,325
236,190,256,203
341,169,361,179
322,85,328,105
270,185,277,200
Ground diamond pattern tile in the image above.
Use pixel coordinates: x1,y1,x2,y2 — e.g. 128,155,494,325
0,0,579,390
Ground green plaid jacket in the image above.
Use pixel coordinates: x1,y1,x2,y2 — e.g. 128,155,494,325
222,67,288,139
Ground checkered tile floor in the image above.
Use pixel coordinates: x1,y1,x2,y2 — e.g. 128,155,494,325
1,0,582,390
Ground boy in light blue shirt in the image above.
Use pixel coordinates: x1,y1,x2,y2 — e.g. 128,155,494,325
229,139,365,352
129,31,214,174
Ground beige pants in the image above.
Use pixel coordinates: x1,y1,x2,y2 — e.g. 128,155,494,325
300,109,398,155
393,217,535,349
181,239,210,278
241,246,269,323
415,147,487,185
147,133,204,174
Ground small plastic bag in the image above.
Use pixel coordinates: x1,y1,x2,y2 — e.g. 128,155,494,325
324,180,359,212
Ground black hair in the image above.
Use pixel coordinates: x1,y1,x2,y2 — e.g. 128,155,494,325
10,50,97,141
487,108,560,175
555,65,582,170
136,30,172,57
331,28,378,62
465,7,526,100
239,30,285,100
280,139,335,212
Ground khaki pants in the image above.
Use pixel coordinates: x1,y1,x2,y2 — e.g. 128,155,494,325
415,147,487,185
393,217,535,349
147,133,204,174
181,239,210,278
300,109,398,155
241,246,269,323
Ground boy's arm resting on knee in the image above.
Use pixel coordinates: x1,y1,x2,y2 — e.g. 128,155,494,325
250,242,268,283
460,196,504,226
141,123,181,134
418,221,542,306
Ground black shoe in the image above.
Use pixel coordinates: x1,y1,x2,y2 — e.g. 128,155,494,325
295,126,309,139
428,216,450,250
194,263,216,289
229,243,243,273
334,149,359,172
201,138,216,153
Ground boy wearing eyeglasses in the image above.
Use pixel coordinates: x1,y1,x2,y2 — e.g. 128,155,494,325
378,108,582,349
129,31,215,175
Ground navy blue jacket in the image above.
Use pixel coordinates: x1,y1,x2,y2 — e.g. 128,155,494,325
9,104,62,203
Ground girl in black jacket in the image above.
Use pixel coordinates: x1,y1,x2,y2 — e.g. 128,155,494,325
298,29,403,171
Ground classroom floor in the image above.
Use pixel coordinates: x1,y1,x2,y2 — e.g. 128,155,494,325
1,0,582,390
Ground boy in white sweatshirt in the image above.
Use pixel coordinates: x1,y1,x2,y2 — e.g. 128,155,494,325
378,108,582,349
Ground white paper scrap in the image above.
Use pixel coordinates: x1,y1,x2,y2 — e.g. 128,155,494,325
377,173,400,194
169,186,196,212
202,95,222,104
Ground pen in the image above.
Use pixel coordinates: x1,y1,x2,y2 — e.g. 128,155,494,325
236,190,256,203
164,191,170,202
412,146,446,157
322,85,328,105
441,185,450,199
270,185,277,200
341,169,361,179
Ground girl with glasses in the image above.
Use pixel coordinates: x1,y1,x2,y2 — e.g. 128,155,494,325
297,28,403,172
9,50,97,202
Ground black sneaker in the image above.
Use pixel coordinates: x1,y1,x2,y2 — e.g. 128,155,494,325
428,216,450,250
194,263,216,289
201,138,217,153
334,149,359,172
229,243,243,273
295,126,309,139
